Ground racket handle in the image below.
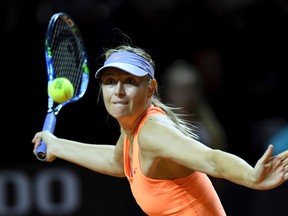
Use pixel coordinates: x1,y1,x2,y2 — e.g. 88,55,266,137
36,112,57,161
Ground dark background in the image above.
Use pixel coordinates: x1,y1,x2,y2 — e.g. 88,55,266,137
2,0,288,215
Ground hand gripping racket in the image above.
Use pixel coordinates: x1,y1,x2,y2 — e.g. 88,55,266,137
36,12,90,161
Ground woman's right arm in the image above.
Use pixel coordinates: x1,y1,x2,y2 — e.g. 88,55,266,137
32,130,126,177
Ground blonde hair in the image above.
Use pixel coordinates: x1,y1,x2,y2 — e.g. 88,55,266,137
98,45,198,139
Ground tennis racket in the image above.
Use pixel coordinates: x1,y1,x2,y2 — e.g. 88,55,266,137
36,12,90,161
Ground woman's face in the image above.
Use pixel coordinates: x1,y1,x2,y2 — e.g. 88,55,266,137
101,68,153,122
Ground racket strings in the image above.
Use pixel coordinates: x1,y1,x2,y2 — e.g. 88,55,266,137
50,18,85,96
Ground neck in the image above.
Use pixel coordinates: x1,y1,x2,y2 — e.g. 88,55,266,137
119,105,150,137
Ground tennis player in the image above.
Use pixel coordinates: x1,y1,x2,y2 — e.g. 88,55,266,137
32,45,288,216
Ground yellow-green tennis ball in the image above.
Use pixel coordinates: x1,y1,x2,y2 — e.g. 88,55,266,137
48,77,74,103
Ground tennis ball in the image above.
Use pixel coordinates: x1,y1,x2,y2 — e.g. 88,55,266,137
48,77,74,103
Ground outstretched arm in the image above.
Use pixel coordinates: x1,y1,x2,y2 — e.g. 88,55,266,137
206,144,288,190
32,131,125,177
141,118,288,190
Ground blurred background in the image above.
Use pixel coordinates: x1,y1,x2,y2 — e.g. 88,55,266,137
2,0,288,215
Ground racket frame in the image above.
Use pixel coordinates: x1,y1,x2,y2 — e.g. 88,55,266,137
36,12,89,161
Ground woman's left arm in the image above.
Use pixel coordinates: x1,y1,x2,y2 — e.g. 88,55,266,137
141,119,288,190
205,144,288,190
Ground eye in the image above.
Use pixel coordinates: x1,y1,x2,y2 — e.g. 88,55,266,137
125,78,135,84
102,78,116,85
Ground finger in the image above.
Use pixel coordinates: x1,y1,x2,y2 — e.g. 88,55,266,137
281,157,288,169
260,144,274,163
33,140,40,152
279,150,288,162
32,137,40,146
32,132,42,142
283,163,288,179
32,135,39,143
284,172,288,181
282,157,288,164
32,132,43,144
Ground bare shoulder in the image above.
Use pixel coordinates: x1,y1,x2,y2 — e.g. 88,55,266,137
145,113,176,127
138,114,185,152
142,114,177,135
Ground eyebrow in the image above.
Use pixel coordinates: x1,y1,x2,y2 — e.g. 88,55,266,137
102,69,129,76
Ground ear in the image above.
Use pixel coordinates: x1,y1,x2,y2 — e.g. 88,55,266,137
147,79,157,99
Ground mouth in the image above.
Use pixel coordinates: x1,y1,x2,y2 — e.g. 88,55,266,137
112,101,128,105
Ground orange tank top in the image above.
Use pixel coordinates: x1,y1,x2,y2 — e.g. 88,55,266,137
124,105,226,216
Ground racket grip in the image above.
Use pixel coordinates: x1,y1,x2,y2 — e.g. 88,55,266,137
36,112,57,161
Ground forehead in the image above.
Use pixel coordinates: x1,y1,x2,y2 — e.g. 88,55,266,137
101,68,147,82
101,67,130,76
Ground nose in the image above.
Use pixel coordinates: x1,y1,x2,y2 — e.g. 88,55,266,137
115,81,125,96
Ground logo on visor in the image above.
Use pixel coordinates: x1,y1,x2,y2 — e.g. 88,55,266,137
112,55,124,61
